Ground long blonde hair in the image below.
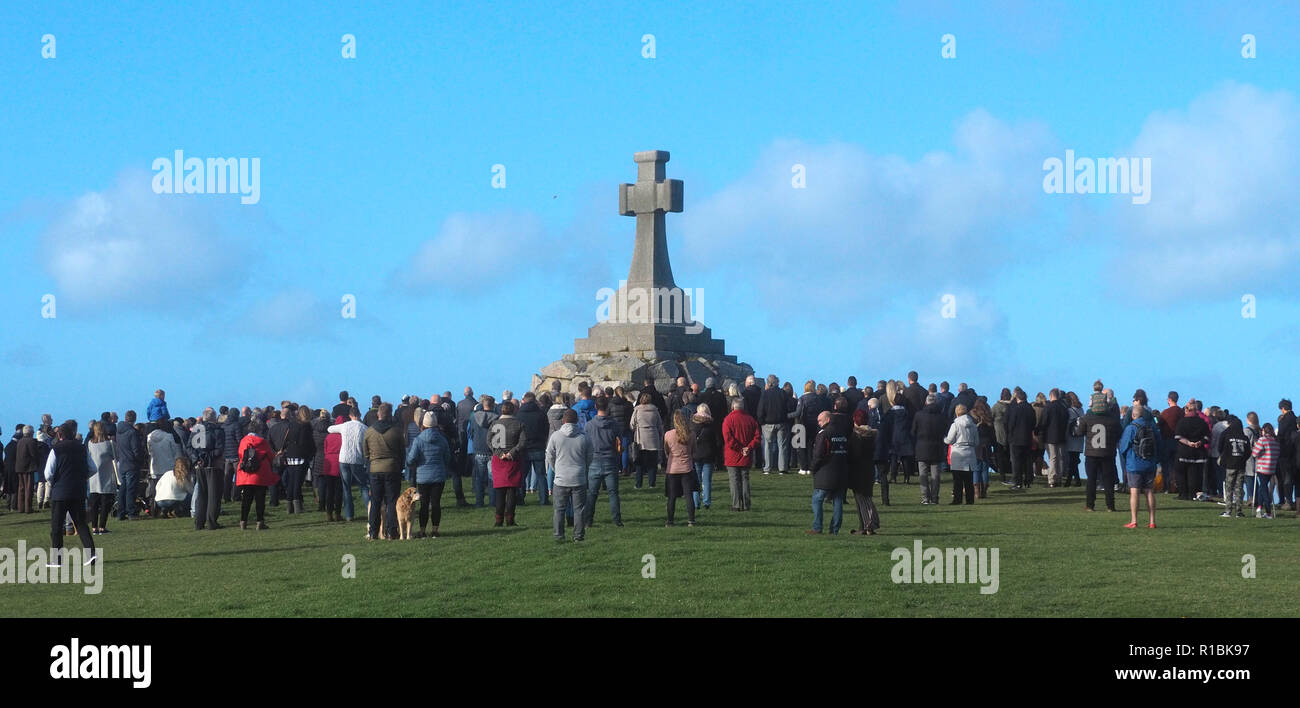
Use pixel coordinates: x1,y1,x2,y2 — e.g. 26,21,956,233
173,455,192,487
672,410,691,448
886,380,901,407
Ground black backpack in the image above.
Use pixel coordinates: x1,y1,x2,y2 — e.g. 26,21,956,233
238,443,259,473
1134,423,1157,461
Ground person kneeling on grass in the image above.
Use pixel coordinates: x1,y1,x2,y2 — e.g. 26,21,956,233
547,409,592,542
154,455,195,518
1118,404,1162,529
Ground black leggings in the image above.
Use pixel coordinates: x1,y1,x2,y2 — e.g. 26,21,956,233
494,486,518,520
195,464,224,529
874,460,891,504
50,499,95,555
320,476,342,514
88,493,113,529
666,473,696,523
1175,460,1203,500
239,485,268,522
417,482,445,528
951,469,974,504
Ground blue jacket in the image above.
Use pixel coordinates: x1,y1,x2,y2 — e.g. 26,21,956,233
405,428,454,484
572,398,596,432
147,397,170,423
1118,416,1163,473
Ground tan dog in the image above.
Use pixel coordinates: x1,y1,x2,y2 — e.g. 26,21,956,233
395,487,422,540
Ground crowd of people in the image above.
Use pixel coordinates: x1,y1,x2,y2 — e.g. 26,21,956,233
3,373,1297,562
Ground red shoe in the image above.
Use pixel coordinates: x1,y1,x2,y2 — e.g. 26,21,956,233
1147,522,1156,529
1123,522,1137,529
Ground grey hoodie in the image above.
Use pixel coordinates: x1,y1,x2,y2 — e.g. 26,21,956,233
546,423,592,488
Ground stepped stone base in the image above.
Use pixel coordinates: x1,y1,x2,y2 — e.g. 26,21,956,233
531,350,754,396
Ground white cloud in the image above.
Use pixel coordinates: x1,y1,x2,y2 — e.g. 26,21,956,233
679,111,1054,316
391,211,546,293
40,169,254,311
1110,82,1300,297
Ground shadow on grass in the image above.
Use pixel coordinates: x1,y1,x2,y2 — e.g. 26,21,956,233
109,543,335,563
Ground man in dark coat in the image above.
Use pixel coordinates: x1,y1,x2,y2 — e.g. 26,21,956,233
1004,388,1037,489
903,371,928,413
1277,399,1297,511
516,392,551,505
114,412,144,519
911,396,949,504
808,411,851,535
1037,389,1071,487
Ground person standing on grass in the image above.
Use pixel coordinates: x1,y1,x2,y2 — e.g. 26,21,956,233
1217,416,1251,518
1173,402,1210,502
663,410,697,527
42,421,96,566
756,374,789,475
1118,404,1162,529
516,391,550,506
279,405,316,515
1004,388,1036,490
631,392,664,489
944,404,978,505
849,409,880,534
321,416,344,522
1251,423,1279,519
113,411,143,519
85,422,116,535
236,419,277,530
689,404,717,510
405,411,453,538
547,409,592,541
364,403,406,540
329,408,369,522
489,401,527,527
584,397,623,528
721,398,759,512
191,409,225,531
1276,400,1296,511
469,395,500,507
912,394,947,505
808,411,850,535
1074,394,1122,512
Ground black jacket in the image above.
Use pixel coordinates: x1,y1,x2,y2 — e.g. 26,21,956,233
1278,411,1297,460
1074,413,1122,457
741,384,762,418
281,420,316,462
1037,399,1070,445
811,421,851,490
608,396,632,435
911,402,950,463
689,416,717,462
903,383,927,413
515,401,549,453
848,425,876,490
49,439,90,502
1174,415,1210,461
1004,401,1037,447
114,422,144,469
756,387,788,425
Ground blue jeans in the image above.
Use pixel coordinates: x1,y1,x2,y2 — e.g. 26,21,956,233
472,453,493,507
191,475,201,516
116,469,138,519
526,450,548,503
973,459,990,485
586,457,622,524
761,424,789,472
811,487,845,534
619,433,632,472
338,462,370,520
692,461,713,508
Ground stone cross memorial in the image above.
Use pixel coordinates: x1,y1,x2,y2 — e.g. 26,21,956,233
532,150,753,394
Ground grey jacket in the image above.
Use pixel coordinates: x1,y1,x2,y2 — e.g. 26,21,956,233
943,415,979,472
546,424,592,487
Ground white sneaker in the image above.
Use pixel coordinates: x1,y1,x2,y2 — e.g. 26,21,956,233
1219,511,1231,517
1255,507,1263,518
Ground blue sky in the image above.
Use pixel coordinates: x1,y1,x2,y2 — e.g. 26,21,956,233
2,0,1299,428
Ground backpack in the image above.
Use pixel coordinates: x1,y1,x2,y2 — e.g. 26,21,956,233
1134,423,1157,461
238,443,259,473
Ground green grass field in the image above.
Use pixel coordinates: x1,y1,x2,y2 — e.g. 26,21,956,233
1,474,1293,617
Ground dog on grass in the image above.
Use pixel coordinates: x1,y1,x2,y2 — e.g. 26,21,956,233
394,487,421,540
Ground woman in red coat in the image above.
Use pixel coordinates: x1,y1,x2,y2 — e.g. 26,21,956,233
236,419,279,530
321,418,344,522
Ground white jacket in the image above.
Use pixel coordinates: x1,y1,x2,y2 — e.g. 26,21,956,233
943,415,980,472
328,420,368,465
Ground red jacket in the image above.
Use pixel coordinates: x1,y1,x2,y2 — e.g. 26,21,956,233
721,410,760,467
236,434,280,487
323,432,342,477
